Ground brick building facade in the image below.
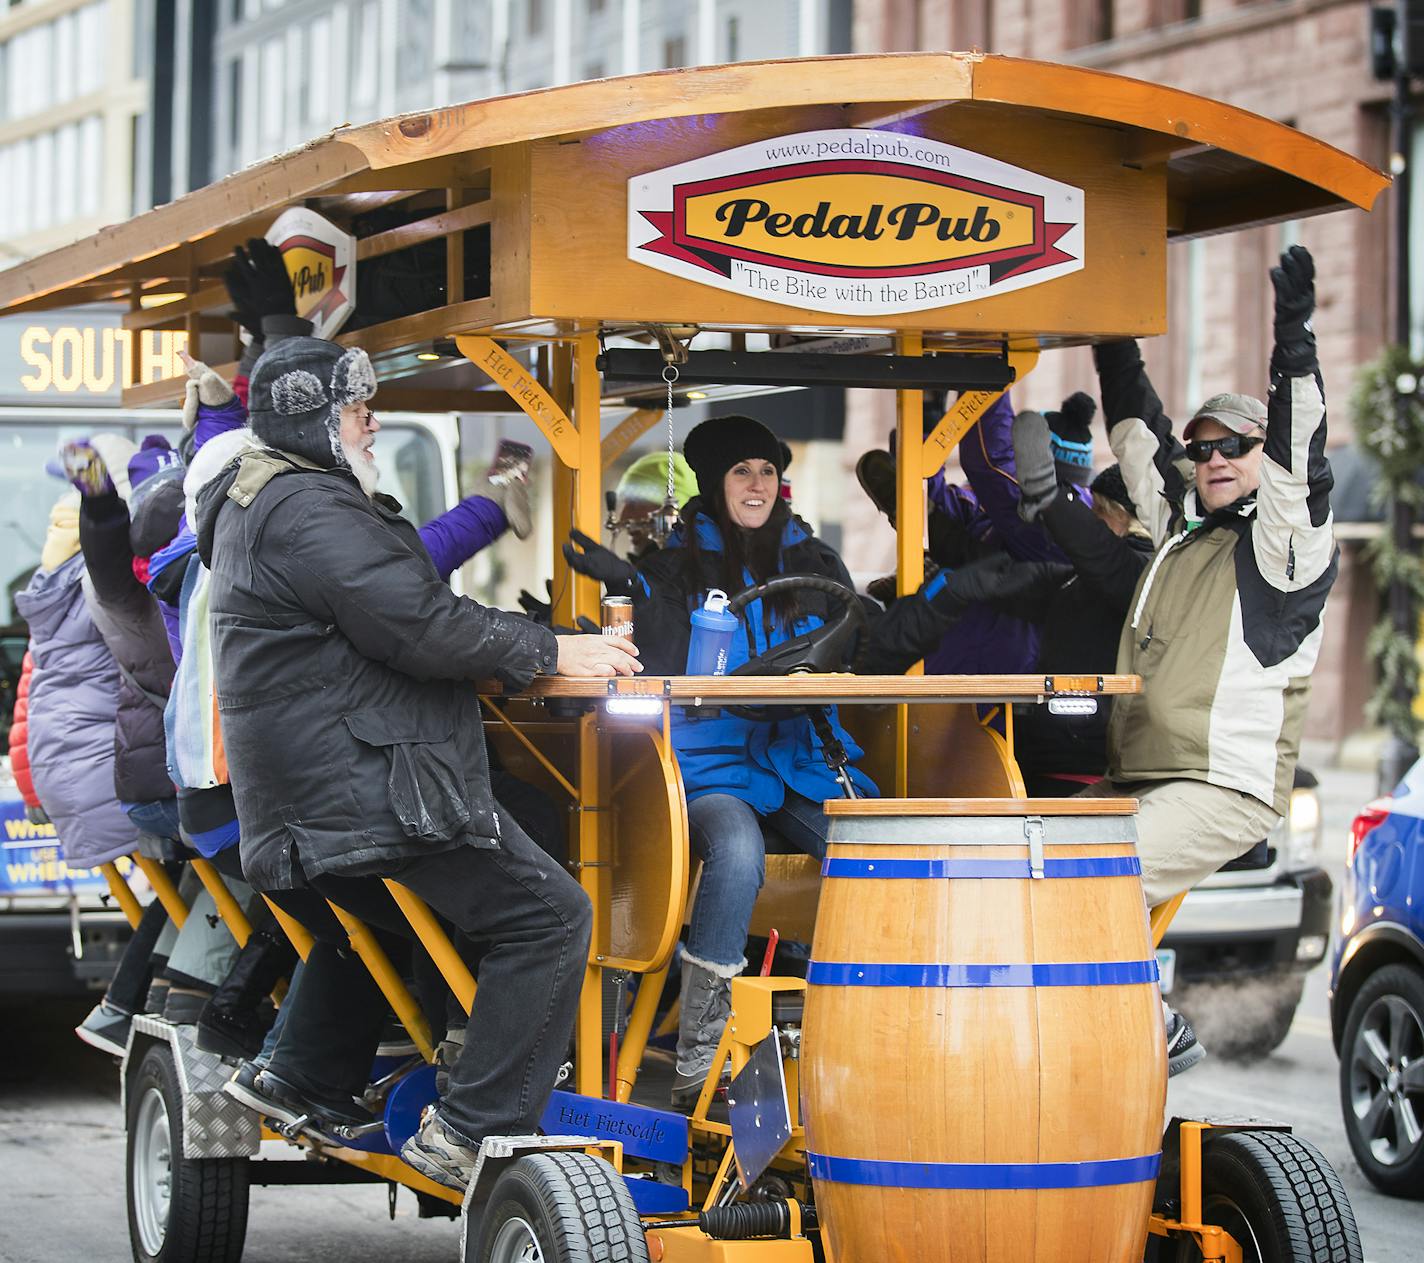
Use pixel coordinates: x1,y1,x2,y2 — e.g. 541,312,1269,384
840,0,1393,746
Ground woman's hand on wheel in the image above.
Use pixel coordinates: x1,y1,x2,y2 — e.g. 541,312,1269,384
555,633,642,677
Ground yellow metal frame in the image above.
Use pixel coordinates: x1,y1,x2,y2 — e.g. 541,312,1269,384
100,862,143,929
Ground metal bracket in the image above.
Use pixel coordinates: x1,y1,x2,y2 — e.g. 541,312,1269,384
1024,817,1046,879
649,324,695,365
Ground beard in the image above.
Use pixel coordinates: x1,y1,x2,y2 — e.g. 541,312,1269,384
341,440,380,498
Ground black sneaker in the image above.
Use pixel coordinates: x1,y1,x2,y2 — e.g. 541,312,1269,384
254,1067,377,1130
196,1001,274,1062
221,1059,269,1114
143,980,170,1014
1166,1008,1206,1077
75,1001,131,1057
163,986,214,1025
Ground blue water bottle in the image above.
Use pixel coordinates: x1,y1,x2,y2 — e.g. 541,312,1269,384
686,589,739,675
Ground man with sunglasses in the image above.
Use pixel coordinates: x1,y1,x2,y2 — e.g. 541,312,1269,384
1077,245,1336,1075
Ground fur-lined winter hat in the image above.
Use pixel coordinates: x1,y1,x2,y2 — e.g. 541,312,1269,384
246,337,376,469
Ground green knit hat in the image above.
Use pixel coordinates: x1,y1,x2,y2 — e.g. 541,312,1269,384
616,451,697,509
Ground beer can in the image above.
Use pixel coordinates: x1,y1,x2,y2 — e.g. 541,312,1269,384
601,596,634,643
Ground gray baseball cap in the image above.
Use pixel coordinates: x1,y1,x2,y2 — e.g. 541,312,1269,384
1183,393,1267,440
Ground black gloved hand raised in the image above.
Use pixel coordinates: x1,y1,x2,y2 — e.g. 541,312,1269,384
929,553,1073,615
223,238,297,338
1270,244,1315,376
562,529,637,595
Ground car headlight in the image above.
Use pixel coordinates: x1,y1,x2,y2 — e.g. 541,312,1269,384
1286,786,1322,867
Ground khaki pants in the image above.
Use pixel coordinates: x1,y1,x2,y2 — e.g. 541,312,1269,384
1076,777,1281,907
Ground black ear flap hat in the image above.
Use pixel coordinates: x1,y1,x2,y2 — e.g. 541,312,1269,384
247,336,376,469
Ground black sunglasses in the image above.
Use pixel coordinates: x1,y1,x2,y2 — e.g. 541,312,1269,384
1185,434,1263,463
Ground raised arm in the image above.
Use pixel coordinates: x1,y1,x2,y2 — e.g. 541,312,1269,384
1095,340,1190,546
1254,245,1335,596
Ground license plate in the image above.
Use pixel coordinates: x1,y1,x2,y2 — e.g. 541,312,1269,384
1155,948,1176,995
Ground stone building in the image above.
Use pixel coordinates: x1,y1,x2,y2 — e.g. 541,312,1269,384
841,0,1393,745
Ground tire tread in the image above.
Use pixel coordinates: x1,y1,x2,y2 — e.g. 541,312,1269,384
1209,1129,1362,1262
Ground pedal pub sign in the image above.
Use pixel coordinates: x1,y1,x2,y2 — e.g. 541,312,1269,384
628,129,1084,317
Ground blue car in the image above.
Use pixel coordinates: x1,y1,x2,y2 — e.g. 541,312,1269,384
1330,759,1424,1197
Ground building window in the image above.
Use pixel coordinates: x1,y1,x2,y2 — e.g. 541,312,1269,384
1149,0,1200,27
585,61,605,80
726,15,739,61
663,35,686,68
529,0,544,35
589,0,605,11
1068,0,1113,47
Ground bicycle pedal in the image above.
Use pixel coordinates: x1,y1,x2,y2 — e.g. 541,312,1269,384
330,1119,387,1142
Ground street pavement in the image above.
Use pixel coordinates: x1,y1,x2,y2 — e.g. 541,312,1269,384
0,764,1416,1262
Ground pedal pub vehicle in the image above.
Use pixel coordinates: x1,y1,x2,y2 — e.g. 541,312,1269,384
0,52,1385,1263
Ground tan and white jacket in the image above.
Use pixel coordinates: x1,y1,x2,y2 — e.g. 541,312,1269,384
1095,341,1337,817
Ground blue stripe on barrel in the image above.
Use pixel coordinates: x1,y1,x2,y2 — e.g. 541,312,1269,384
807,1151,1162,1190
805,959,1160,987
820,856,1141,879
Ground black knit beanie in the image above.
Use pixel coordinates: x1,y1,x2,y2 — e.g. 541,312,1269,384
1045,391,1096,486
1090,463,1138,518
247,336,377,470
683,416,786,500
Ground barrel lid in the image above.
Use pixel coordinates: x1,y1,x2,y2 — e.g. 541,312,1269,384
823,797,1137,817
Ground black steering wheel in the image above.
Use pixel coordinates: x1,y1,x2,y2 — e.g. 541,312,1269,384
726,574,868,677
720,574,868,723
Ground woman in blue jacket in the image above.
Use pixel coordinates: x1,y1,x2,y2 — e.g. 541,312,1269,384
631,416,886,1107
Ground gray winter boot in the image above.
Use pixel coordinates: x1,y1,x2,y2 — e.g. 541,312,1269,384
671,956,735,1111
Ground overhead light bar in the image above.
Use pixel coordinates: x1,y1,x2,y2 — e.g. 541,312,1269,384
596,349,1015,392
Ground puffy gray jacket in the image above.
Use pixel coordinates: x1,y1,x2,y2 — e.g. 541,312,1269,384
15,553,139,867
194,445,558,891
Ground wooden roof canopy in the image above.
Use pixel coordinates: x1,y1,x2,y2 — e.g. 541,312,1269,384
0,53,1386,409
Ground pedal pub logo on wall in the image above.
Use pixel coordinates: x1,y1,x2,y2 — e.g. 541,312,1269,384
628,129,1084,316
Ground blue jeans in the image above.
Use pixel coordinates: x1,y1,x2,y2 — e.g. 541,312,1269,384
685,790,829,970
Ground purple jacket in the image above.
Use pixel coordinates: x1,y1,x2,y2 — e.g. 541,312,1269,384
15,553,139,866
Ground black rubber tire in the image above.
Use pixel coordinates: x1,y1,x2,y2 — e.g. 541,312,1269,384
474,1151,650,1263
1154,1130,1361,1263
1173,971,1304,1063
1338,962,1424,1198
126,1043,250,1263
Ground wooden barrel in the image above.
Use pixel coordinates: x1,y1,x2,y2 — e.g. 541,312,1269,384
801,798,1166,1263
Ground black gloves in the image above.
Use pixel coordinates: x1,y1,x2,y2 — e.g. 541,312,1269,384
929,554,1073,616
563,529,637,596
1270,244,1316,376
224,238,297,338
1010,410,1059,521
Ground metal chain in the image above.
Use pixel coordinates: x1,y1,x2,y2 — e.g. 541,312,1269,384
662,363,679,517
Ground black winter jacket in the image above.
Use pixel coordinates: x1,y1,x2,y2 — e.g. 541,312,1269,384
1006,490,1155,779
195,449,557,891
78,491,177,804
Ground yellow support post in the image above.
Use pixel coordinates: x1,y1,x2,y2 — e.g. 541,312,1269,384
384,879,477,1015
264,897,315,960
1150,892,1187,949
572,331,608,1098
614,961,670,1103
894,331,925,797
326,901,435,1062
190,858,252,947
132,854,188,928
100,862,143,929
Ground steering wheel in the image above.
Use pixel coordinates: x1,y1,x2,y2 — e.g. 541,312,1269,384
721,574,869,722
